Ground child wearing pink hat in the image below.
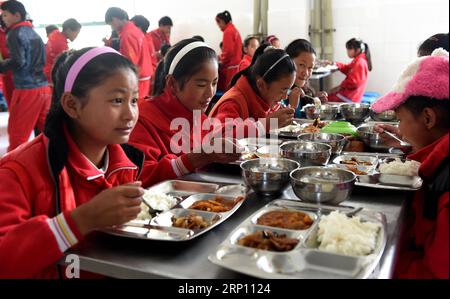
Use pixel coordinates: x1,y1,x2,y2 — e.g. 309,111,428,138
372,49,449,279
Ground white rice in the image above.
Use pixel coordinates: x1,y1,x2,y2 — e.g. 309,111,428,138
317,211,381,256
136,191,178,220
379,158,421,176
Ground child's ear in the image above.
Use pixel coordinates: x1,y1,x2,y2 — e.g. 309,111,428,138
256,78,267,94
166,75,179,94
61,93,81,119
422,107,437,129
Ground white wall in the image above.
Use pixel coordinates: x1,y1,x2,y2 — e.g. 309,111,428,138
331,0,449,94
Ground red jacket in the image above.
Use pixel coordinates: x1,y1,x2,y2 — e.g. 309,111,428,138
145,33,158,70
149,28,170,53
209,76,270,138
0,28,14,104
335,53,369,102
44,29,68,83
129,89,214,188
238,54,252,72
119,21,153,81
0,130,143,278
394,133,449,279
219,23,243,88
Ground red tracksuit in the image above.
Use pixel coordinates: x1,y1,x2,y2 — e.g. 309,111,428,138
209,76,270,138
119,21,153,99
329,52,369,103
394,133,449,279
129,88,215,188
238,54,252,72
0,129,142,278
149,28,170,54
219,23,243,90
0,28,14,107
44,29,68,84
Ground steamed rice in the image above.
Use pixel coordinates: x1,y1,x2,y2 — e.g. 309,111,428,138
136,191,178,220
317,211,381,256
379,158,421,176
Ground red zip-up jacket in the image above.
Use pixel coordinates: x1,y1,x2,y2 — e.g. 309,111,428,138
119,21,153,82
219,23,243,88
0,130,143,278
149,28,170,53
44,29,68,83
394,133,449,279
238,54,252,72
0,27,14,104
129,89,207,188
335,52,369,102
145,32,158,70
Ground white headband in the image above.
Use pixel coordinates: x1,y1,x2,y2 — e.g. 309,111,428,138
168,41,212,75
262,54,290,79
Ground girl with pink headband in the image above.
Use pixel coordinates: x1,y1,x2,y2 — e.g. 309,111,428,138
0,47,145,278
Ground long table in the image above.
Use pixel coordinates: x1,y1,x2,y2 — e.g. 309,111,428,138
62,165,407,279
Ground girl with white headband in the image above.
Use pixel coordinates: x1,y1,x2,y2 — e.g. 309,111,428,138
0,47,145,278
129,39,242,187
325,38,373,103
209,44,297,138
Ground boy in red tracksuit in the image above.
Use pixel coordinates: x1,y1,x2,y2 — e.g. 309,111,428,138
105,7,152,100
149,16,172,60
44,18,81,84
372,49,449,279
0,46,145,278
328,38,373,103
129,39,241,188
0,1,51,152
215,11,243,90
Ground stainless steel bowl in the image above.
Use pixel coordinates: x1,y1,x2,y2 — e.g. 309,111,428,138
356,125,392,150
304,105,320,120
290,167,356,205
241,158,300,196
297,133,347,155
319,104,340,120
280,141,331,166
340,103,371,125
370,109,397,122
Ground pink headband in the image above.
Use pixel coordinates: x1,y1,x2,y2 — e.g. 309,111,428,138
64,47,122,93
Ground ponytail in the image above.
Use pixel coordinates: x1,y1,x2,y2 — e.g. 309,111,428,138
216,10,232,24
364,43,373,71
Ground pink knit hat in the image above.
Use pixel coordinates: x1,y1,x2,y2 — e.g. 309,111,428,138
371,48,449,113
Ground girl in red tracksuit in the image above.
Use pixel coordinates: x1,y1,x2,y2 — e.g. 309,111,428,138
209,44,297,139
328,38,373,103
372,50,449,278
0,47,145,278
105,7,153,100
129,38,241,188
215,11,243,90
238,36,260,72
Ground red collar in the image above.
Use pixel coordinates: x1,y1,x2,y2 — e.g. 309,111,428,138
244,54,252,63
235,76,270,113
408,133,449,179
222,22,233,32
9,21,33,31
63,126,138,181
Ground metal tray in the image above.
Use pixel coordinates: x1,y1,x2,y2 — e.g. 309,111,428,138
356,174,423,191
100,181,246,241
209,200,387,279
145,180,220,197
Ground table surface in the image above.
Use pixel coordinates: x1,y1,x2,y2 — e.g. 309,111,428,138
63,164,407,279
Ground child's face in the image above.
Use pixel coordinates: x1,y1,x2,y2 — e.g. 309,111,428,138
66,29,80,42
71,68,139,147
173,59,219,113
160,25,172,36
1,11,21,28
292,52,316,88
347,48,358,58
245,39,260,58
258,73,296,107
216,18,226,31
396,106,434,151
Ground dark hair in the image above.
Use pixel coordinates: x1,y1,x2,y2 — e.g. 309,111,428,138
192,35,205,42
230,44,296,89
105,7,129,23
45,24,59,35
44,47,137,173
131,15,150,33
244,35,259,48
62,18,81,32
153,38,217,96
400,96,449,129
418,33,449,57
216,10,232,24
346,38,372,71
285,39,316,58
160,44,171,57
159,16,173,27
1,0,27,21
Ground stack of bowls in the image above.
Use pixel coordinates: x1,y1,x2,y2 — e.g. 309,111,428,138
297,133,347,155
290,167,356,205
280,141,331,166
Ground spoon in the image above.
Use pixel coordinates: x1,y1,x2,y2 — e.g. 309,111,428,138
383,131,411,147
